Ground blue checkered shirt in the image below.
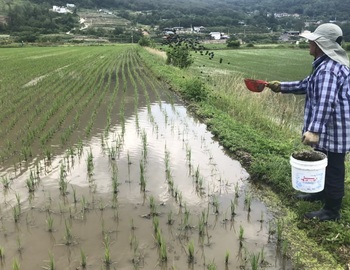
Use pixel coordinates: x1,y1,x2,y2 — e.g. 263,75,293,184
280,55,350,153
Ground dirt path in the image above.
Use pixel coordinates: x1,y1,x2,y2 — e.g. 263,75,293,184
144,47,167,59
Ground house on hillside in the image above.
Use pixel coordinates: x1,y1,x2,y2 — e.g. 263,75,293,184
209,32,221,40
209,32,229,40
52,5,71,14
193,26,205,33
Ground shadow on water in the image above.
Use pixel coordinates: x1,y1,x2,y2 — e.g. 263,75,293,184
0,97,293,269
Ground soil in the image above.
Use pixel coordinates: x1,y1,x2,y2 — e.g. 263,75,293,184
292,150,326,161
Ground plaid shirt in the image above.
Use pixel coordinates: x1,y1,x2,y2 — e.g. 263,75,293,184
280,55,350,153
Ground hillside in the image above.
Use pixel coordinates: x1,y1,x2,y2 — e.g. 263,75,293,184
1,0,350,44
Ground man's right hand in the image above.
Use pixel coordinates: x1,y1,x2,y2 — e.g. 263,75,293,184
267,81,281,93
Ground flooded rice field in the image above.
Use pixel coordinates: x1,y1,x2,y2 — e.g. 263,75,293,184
0,102,291,270
0,47,292,270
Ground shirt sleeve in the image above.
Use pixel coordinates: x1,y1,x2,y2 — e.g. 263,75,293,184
280,77,309,94
307,70,337,133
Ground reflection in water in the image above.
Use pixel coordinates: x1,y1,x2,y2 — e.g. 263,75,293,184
0,100,292,269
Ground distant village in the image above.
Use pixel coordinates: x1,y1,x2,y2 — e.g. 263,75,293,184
51,3,76,14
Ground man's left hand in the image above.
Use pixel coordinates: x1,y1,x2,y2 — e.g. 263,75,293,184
302,131,320,145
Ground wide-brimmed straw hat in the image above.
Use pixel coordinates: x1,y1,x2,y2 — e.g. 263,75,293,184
300,23,349,67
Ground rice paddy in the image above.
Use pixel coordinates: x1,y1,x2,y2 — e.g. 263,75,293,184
0,45,292,269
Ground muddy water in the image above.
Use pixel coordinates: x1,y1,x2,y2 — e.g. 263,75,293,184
0,97,292,269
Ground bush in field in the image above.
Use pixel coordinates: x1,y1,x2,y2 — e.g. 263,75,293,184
138,36,154,47
226,36,241,48
181,78,207,102
166,42,193,69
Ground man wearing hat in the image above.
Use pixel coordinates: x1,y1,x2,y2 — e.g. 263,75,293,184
268,23,350,221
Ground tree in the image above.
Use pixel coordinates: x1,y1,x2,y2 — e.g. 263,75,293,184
166,42,193,69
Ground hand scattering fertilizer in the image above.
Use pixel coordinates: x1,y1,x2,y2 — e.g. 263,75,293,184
290,150,328,193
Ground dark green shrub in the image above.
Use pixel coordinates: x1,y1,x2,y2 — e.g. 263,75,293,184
138,36,151,47
181,78,207,102
227,40,240,48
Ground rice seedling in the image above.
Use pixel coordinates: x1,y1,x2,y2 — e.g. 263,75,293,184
1,175,10,189
230,199,236,218
26,173,36,193
103,234,112,266
12,258,20,270
17,236,22,253
234,182,239,198
178,191,183,207
187,240,195,263
212,196,219,214
186,144,192,167
194,165,200,184
130,218,136,230
167,210,174,225
64,220,73,245
15,193,21,211
249,252,260,270
198,216,205,237
149,195,157,216
80,248,87,269
207,260,217,270
71,185,78,204
259,210,264,223
59,163,68,196
43,252,55,270
239,225,244,246
86,149,94,177
46,214,54,232
99,199,106,211
244,192,252,213
160,238,168,262
152,216,159,233
260,246,265,264
13,205,20,223
139,160,146,192
183,204,190,229
156,227,163,247
141,129,148,159
276,218,284,242
0,246,4,261
225,250,230,266
108,146,116,161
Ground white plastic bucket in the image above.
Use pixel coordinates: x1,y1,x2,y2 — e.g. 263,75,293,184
290,151,328,193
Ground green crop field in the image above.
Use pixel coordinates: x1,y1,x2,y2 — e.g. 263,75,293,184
189,47,313,81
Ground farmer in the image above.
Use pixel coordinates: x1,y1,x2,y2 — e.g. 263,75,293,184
267,23,350,221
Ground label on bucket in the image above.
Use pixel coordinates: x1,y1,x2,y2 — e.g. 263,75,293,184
292,169,325,193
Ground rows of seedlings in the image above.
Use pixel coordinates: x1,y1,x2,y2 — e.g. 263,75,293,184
0,45,293,270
